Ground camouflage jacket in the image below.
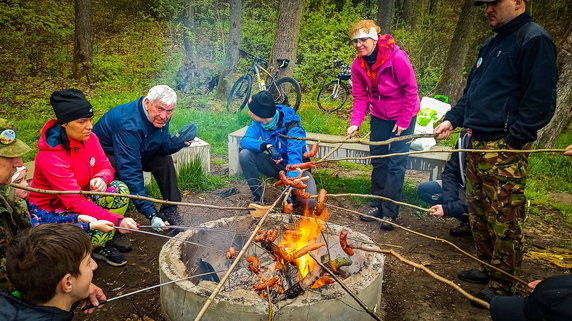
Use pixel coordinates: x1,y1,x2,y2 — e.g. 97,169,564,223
0,185,32,291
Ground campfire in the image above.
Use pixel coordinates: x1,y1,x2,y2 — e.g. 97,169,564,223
158,190,385,320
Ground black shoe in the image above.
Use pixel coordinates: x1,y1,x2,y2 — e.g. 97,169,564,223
161,207,183,226
470,287,497,309
458,269,490,284
450,221,471,237
92,246,127,267
360,207,382,222
379,217,396,231
109,233,132,252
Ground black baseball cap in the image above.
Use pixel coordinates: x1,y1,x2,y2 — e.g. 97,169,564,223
490,275,572,321
474,0,526,5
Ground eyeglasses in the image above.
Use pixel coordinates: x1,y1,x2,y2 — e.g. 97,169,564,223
0,128,16,145
352,38,371,45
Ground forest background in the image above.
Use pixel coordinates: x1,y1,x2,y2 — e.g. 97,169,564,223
1,0,571,221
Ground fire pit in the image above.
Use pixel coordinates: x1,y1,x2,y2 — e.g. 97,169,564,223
159,213,385,320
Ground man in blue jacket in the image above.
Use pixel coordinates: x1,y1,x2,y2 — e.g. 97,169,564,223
435,0,557,303
93,85,196,240
239,91,316,208
417,130,470,237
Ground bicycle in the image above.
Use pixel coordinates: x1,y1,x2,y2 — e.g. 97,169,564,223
317,58,352,112
226,49,302,113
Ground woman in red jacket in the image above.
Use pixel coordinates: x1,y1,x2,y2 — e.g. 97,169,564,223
346,20,420,231
29,89,139,267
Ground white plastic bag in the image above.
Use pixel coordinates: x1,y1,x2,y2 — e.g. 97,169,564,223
410,97,451,151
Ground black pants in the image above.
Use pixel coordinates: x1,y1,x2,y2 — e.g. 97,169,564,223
106,153,181,211
369,115,416,219
239,149,317,208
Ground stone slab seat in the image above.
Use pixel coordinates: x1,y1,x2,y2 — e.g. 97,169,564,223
24,137,211,186
228,126,450,181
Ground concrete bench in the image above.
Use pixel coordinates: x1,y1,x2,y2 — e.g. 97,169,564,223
228,127,450,181
24,137,211,186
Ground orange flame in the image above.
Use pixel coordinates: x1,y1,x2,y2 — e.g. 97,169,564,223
280,204,330,278
311,274,335,288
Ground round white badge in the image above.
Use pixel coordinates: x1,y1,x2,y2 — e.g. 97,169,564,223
90,157,96,167
476,57,483,68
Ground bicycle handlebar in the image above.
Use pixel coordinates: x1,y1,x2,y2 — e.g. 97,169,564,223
239,49,268,68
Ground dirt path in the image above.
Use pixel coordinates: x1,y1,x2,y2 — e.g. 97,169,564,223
77,182,572,321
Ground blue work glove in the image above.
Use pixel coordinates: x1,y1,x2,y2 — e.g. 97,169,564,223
267,145,283,163
171,124,197,147
149,212,168,232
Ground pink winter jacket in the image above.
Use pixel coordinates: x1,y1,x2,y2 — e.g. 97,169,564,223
350,44,420,129
29,120,122,224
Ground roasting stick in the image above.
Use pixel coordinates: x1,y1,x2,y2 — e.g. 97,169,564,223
317,148,566,164
80,270,227,311
281,131,455,146
327,203,529,287
114,227,225,253
193,187,289,321
322,193,431,213
351,245,490,309
9,184,253,212
308,254,383,321
317,131,370,163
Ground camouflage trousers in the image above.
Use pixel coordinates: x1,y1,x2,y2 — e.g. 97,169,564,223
466,139,530,295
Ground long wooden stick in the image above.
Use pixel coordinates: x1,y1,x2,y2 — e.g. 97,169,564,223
317,148,566,164
317,132,371,163
193,188,288,321
327,203,529,287
281,131,454,146
308,254,383,321
351,245,490,309
10,184,251,211
320,193,431,213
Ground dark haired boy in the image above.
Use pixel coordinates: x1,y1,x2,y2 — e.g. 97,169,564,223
0,224,106,320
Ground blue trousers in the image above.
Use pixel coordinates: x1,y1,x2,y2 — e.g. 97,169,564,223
369,115,416,219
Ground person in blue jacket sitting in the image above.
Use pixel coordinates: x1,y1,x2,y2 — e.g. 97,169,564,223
417,129,471,237
93,85,196,239
239,91,316,208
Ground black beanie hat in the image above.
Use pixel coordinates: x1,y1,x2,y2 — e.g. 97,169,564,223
248,91,276,118
50,89,94,124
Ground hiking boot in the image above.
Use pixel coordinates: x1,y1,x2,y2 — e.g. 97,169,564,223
458,269,490,284
470,287,497,309
92,246,127,267
450,221,471,237
379,217,396,231
109,232,132,252
360,207,382,222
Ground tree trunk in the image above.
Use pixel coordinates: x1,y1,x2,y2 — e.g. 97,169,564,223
72,0,93,83
377,0,394,34
217,0,242,100
535,29,572,148
176,2,198,94
428,0,438,15
269,0,305,79
434,0,477,104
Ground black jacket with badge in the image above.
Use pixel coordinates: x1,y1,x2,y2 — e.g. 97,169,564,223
444,12,557,149
0,291,73,321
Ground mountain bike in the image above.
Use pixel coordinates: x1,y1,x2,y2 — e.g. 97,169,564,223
226,49,302,113
317,58,352,112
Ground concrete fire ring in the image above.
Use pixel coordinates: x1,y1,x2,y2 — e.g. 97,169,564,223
159,214,385,321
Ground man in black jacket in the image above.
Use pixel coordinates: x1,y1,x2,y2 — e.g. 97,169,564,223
417,130,470,237
434,0,557,303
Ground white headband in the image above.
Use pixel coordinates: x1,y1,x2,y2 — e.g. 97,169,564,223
351,27,379,41
11,166,27,183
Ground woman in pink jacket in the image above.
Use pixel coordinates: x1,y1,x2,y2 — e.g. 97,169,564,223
346,20,420,231
29,89,139,266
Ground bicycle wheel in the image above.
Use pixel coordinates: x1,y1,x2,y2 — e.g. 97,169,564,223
317,80,349,112
268,77,302,112
227,75,252,113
